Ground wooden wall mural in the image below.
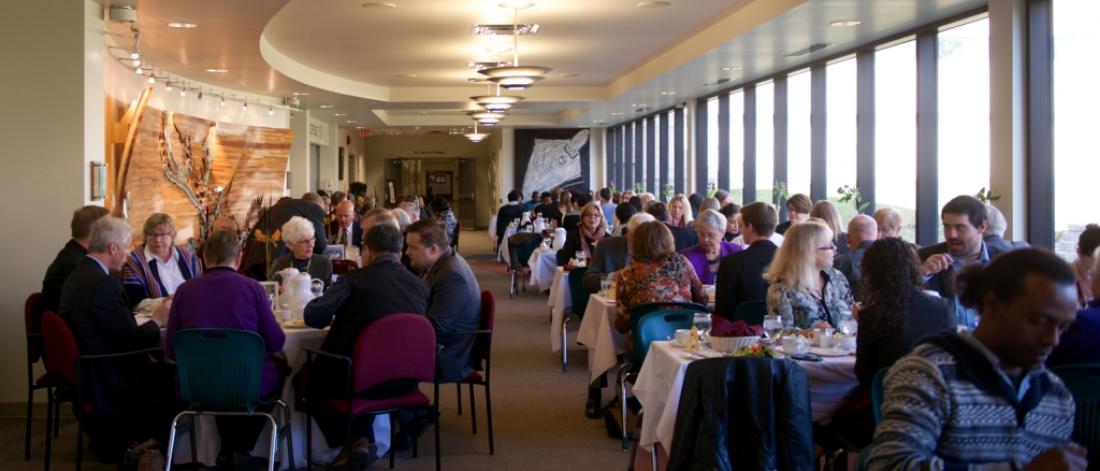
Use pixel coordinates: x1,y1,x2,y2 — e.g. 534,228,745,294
109,89,292,244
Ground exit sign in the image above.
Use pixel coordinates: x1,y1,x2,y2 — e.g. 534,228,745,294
359,128,370,137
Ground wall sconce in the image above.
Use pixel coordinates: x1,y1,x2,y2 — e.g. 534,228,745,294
90,161,107,201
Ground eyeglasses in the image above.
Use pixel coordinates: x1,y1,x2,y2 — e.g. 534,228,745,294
816,243,837,252
149,232,174,239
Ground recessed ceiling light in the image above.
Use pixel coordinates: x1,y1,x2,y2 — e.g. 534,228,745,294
830,19,862,27
472,24,540,35
362,2,396,9
168,22,198,29
204,68,228,73
498,0,535,9
292,91,310,96
610,112,624,116
334,113,347,117
347,120,358,124
660,91,675,96
720,66,742,71
638,1,672,7
396,73,418,79
560,73,580,78
319,104,335,109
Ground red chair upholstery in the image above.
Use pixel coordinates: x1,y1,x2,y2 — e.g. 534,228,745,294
23,293,59,462
304,313,440,471
448,290,496,454
332,259,358,276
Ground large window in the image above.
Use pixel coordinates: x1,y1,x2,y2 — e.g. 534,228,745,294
937,17,990,227
706,97,720,189
727,90,745,203
755,82,774,203
875,40,918,242
665,110,676,196
1053,0,1100,258
639,117,648,191
825,57,858,222
787,69,812,198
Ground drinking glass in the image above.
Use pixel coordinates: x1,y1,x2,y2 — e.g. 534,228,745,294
763,315,783,344
693,313,712,344
837,314,858,336
599,275,612,296
575,250,586,265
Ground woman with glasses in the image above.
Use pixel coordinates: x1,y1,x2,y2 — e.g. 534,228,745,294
680,209,741,284
121,212,202,309
764,218,853,329
557,202,608,267
271,216,333,288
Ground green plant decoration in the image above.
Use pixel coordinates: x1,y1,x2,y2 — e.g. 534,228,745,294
634,182,646,193
662,183,674,202
837,185,870,213
706,181,717,198
773,179,789,205
975,187,1001,204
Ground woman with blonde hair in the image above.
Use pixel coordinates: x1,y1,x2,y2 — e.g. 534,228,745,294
764,219,853,329
810,200,849,256
557,202,609,266
668,194,695,228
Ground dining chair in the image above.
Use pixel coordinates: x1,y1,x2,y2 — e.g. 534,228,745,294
331,259,358,276
561,267,589,371
451,220,461,252
506,232,542,298
628,301,708,329
618,310,694,450
447,290,496,454
23,292,61,461
39,311,162,471
303,313,440,471
1051,364,1100,468
167,329,295,471
731,300,767,325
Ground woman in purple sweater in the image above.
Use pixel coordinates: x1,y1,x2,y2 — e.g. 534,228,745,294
165,229,286,468
679,209,742,285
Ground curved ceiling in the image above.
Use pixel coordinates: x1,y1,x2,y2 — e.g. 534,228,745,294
131,0,985,129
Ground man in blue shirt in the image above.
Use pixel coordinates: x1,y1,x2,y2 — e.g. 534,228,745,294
917,195,1012,329
524,191,540,212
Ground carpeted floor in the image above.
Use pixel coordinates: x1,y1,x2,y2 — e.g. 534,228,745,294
1,229,632,470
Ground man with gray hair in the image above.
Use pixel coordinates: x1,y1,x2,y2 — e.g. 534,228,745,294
41,205,109,314
835,214,878,301
59,216,171,462
983,203,1029,253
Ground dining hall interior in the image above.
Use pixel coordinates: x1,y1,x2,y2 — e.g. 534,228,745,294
2,0,1099,470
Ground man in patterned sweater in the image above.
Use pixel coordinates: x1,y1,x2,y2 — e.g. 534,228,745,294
868,249,1088,471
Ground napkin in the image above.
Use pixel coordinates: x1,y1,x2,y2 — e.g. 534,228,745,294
711,317,763,337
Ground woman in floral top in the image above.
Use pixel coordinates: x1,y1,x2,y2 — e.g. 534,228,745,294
764,218,853,329
613,221,706,338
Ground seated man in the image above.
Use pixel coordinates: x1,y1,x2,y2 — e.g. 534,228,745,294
834,214,877,302
496,189,526,247
327,200,362,248
867,249,1086,470
405,219,481,382
873,207,903,240
164,229,286,468
302,223,430,466
582,213,655,293
41,205,109,315
59,216,172,462
983,203,1029,253
645,201,698,252
714,202,779,319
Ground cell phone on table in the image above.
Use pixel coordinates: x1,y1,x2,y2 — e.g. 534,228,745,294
790,352,823,362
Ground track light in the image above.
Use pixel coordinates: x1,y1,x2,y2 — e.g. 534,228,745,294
147,76,155,84
242,100,248,110
135,67,143,75
219,96,226,107
131,59,141,67
180,88,187,97
268,106,274,116
165,82,173,91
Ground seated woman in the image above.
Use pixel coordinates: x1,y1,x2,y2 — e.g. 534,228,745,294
811,200,849,257
560,192,583,232
668,194,694,228
557,202,608,267
1048,253,1100,367
854,237,954,386
164,229,287,468
613,221,706,340
765,219,854,329
720,203,741,242
122,212,201,310
272,216,333,288
680,209,741,285
430,197,458,248
1072,224,1099,306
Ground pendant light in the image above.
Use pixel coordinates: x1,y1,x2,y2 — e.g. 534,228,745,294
465,122,489,142
477,6,551,90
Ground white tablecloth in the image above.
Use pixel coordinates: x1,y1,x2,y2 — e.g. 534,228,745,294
575,294,624,384
528,248,558,292
496,226,517,265
633,341,859,454
548,267,572,351
173,327,391,469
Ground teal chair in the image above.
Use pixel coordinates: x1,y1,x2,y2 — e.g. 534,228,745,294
1052,364,1100,467
628,301,707,337
167,329,294,471
618,310,694,450
857,368,891,470
562,267,589,371
731,300,767,325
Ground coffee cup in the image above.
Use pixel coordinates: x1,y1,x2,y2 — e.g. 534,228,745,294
782,336,806,355
674,329,692,345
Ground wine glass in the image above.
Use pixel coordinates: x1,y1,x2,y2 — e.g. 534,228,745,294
763,315,783,344
692,313,712,345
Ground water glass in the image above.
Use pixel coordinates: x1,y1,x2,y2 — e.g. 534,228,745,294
599,275,612,296
837,314,858,336
763,315,783,343
692,313,712,342
575,250,586,264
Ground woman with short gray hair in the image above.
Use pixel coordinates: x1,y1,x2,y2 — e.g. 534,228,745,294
122,212,202,309
679,209,741,284
271,216,333,287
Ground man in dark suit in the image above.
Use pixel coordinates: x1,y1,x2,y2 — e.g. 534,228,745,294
41,205,109,315
58,217,171,462
303,223,429,458
834,215,878,302
326,200,363,249
496,189,526,249
714,202,779,320
582,213,655,293
406,219,481,382
646,202,698,252
918,195,1012,329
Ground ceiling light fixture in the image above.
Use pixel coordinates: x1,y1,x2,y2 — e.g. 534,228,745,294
147,76,155,84
465,122,489,142
165,82,173,92
638,1,672,7
131,58,141,67
478,6,551,90
319,104,335,109
472,23,539,35
292,91,310,96
167,22,198,29
268,106,274,116
470,94,524,112
660,91,675,96
334,113,347,117
720,66,742,71
830,19,862,27
469,111,506,122
205,68,228,73
242,100,248,110
180,88,187,97
135,66,143,75
498,0,534,9
362,2,397,9
219,96,226,107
